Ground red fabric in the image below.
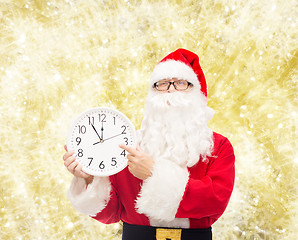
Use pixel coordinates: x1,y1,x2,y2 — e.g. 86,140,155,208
160,48,207,97
175,133,235,228
92,132,235,228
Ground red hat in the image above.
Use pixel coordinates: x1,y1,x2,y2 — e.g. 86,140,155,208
150,48,207,97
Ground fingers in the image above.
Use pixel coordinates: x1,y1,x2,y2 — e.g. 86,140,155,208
74,164,90,178
63,149,77,175
127,164,133,175
65,159,78,175
64,155,76,168
127,154,154,180
119,144,139,155
64,155,89,178
63,147,77,175
127,151,134,159
63,145,91,179
63,149,75,161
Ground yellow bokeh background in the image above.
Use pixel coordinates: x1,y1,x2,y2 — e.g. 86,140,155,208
0,0,297,239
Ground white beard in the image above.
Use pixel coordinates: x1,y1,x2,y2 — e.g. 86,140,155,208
139,88,215,167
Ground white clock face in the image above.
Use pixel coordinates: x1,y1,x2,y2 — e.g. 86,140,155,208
66,107,136,176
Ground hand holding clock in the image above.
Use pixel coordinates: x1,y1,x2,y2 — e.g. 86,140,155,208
63,143,154,182
63,145,94,184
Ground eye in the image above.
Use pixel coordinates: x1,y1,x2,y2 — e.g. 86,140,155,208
177,80,187,85
158,82,168,86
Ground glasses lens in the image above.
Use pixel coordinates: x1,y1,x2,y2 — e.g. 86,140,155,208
155,80,191,91
174,80,188,90
156,81,170,90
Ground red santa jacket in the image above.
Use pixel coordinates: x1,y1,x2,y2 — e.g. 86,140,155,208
67,132,235,229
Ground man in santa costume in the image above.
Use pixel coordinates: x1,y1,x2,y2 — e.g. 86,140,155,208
63,48,235,240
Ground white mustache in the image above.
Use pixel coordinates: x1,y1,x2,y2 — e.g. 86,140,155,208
147,92,192,109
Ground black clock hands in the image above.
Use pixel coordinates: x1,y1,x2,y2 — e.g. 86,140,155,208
103,133,123,142
101,121,104,141
93,132,124,145
93,122,105,145
91,124,103,142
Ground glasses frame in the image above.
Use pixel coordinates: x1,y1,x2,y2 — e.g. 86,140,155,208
153,80,193,91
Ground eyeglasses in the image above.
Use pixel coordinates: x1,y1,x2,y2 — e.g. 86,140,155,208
153,80,193,91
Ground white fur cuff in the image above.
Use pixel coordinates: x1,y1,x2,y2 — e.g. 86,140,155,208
135,160,189,222
67,176,111,216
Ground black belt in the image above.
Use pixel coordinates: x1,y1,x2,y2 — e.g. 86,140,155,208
122,222,212,240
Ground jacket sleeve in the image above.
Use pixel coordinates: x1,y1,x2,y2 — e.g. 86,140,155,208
91,176,122,224
67,176,122,224
175,137,235,220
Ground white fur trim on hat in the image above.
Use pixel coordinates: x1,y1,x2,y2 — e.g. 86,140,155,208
150,60,200,87
135,159,189,222
67,176,111,216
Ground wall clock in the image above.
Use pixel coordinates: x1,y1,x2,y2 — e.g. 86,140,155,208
66,107,136,176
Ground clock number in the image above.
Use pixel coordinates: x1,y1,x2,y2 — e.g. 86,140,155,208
78,125,86,134
76,137,81,145
124,137,128,145
99,114,106,122
88,157,93,166
121,125,126,134
78,149,83,157
99,161,105,169
113,117,116,125
111,157,117,166
120,150,126,157
88,116,94,125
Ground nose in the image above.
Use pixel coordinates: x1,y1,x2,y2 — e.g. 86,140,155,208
167,83,176,93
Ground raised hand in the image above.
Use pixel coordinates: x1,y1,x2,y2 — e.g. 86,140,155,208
119,144,154,180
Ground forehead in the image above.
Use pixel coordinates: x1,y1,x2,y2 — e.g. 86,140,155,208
159,78,184,82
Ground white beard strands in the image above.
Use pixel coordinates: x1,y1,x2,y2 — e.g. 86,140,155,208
140,89,215,167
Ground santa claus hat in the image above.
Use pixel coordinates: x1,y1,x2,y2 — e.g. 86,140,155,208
150,48,207,97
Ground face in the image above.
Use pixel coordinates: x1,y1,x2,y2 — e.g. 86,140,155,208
153,78,193,93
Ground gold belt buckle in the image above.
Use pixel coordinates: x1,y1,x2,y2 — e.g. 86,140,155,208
156,228,182,240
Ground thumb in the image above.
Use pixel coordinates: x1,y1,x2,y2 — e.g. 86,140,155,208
64,144,68,152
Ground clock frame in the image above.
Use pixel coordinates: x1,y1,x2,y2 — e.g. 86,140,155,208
66,107,137,176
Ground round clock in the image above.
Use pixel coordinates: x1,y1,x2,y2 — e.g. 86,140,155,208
66,107,137,176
